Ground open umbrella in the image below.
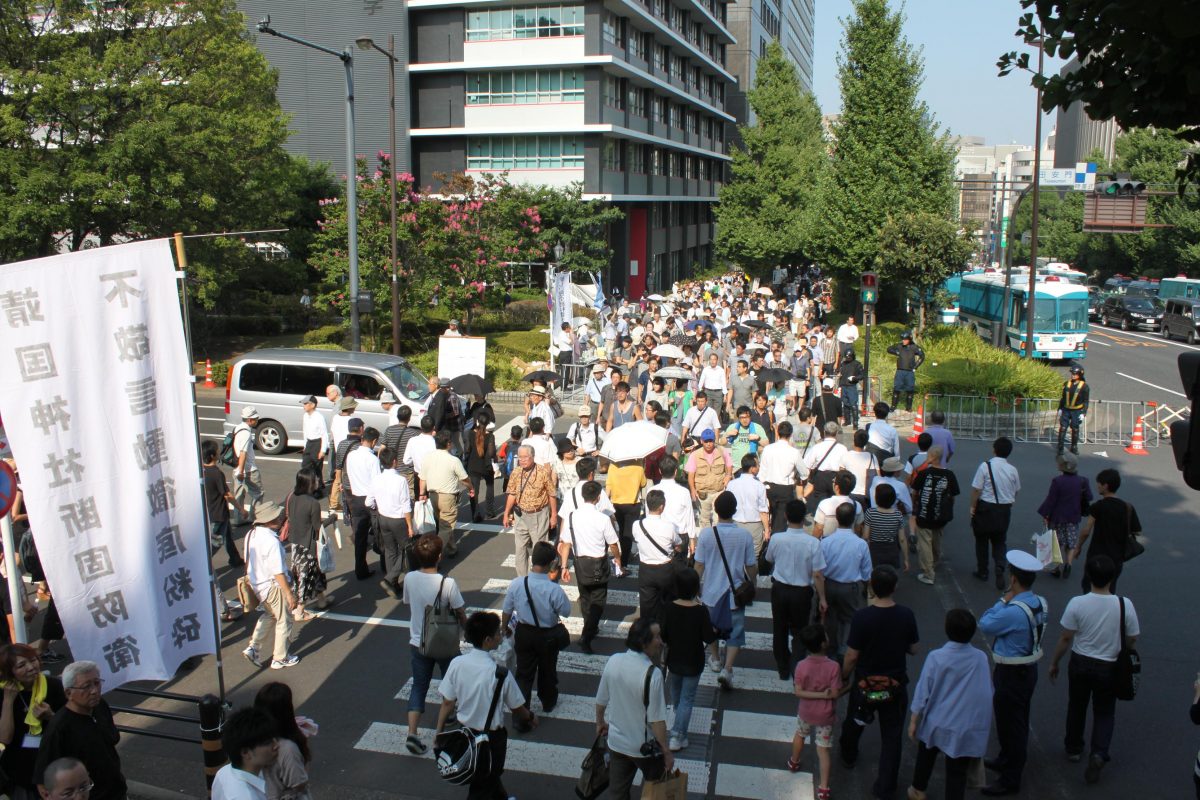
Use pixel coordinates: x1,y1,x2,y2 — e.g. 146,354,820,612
571,316,593,328
448,374,493,396
600,421,668,462
651,343,686,359
647,293,665,301
522,370,560,384
754,286,774,296
743,319,771,329
744,342,768,352
668,333,694,348
654,366,694,381
756,367,793,383
684,319,717,334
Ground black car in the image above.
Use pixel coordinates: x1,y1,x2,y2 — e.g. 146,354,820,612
1088,293,1103,322
1099,295,1163,331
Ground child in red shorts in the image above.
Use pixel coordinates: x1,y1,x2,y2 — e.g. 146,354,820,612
789,624,843,799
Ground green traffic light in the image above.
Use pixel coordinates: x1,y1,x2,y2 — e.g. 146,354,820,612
1104,182,1120,195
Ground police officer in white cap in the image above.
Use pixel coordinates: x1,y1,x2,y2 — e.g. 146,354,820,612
976,549,1048,796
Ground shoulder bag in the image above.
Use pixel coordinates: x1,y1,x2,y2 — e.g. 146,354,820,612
639,520,684,572
524,577,571,651
1114,596,1140,701
434,665,509,784
575,733,610,800
1121,501,1145,562
569,513,611,586
638,664,667,781
235,531,260,613
421,575,462,660
713,526,756,608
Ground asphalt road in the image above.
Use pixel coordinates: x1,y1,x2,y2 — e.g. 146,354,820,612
1081,321,1197,405
102,387,1200,800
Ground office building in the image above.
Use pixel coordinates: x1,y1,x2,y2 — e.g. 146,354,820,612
1053,59,1119,169
726,0,814,127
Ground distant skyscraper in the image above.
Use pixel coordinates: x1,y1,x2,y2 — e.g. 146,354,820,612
1052,57,1120,169
726,0,815,128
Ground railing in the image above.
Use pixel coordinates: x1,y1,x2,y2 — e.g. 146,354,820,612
917,394,1162,447
109,687,228,793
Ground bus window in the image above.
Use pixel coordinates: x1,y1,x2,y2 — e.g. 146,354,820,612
1058,298,1088,331
1034,299,1057,330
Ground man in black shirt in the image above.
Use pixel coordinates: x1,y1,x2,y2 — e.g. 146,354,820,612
838,566,919,799
34,661,126,800
1072,468,1141,593
382,404,420,500
202,440,244,567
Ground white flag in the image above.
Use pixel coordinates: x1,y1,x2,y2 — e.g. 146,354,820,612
0,240,214,684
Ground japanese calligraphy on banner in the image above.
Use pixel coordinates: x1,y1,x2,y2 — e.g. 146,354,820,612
0,240,213,685
549,270,572,338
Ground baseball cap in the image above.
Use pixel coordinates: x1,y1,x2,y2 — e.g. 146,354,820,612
700,429,716,442
299,395,318,406
578,405,592,416
379,390,397,403
821,378,835,389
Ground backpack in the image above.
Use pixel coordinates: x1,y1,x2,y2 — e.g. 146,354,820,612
219,430,239,467
444,390,462,421
18,529,44,582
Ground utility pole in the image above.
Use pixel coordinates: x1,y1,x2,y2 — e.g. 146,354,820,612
1024,35,1046,359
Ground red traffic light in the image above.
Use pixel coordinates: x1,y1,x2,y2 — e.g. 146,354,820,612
861,272,878,288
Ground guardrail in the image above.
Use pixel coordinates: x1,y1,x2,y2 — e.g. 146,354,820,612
109,686,228,793
917,394,1162,447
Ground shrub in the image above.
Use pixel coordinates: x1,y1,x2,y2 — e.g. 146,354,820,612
504,299,550,326
216,315,282,336
210,360,231,386
302,324,346,347
304,343,348,352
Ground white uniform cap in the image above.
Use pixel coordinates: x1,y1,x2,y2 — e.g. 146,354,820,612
1006,549,1042,573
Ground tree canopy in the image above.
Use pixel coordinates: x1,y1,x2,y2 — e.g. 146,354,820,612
876,211,974,331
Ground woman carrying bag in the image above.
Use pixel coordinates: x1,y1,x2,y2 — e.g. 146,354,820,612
285,469,329,619
465,412,498,522
1036,451,1092,579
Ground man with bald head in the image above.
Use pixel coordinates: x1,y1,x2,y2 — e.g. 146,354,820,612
38,757,90,800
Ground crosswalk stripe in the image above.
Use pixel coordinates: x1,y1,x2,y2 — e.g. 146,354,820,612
393,678,716,736
478,578,773,620
499,554,774,589
720,709,797,744
354,721,711,789
714,762,814,798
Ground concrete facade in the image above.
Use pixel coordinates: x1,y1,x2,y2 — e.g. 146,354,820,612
726,0,813,128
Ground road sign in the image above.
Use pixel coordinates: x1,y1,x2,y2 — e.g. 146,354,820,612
1000,216,1009,248
1038,167,1077,187
1074,161,1097,192
0,459,15,518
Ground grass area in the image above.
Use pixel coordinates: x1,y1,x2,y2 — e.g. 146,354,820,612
862,323,1064,400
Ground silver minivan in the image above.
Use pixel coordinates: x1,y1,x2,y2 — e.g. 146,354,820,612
222,348,430,454
1161,298,1200,345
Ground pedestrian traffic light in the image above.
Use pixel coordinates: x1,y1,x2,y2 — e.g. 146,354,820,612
860,272,878,305
1172,352,1200,490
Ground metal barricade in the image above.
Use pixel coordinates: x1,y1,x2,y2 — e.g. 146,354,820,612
918,394,1162,447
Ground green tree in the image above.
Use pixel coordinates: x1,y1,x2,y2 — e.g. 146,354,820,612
812,0,957,296
876,211,974,332
0,0,295,262
715,40,826,276
505,182,624,275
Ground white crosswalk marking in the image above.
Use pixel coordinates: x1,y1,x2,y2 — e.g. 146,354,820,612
480,577,774,619
720,709,797,743
500,554,774,588
714,762,814,798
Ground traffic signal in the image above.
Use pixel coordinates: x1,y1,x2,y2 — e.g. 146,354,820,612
1096,174,1146,196
1172,352,1200,490
860,271,878,305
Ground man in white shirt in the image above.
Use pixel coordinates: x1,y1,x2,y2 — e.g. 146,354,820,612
697,352,728,414
443,318,463,337
345,426,383,579
970,436,1021,590
633,490,683,622
558,457,616,520
435,612,537,799
866,402,902,460
558,481,621,654
328,396,357,510
681,392,721,442
566,405,603,458
521,417,558,465
595,618,673,798
232,406,263,525
758,420,806,533
526,386,557,431
764,500,827,679
555,322,576,387
212,708,278,800
368,446,415,598
402,416,437,475
802,422,849,508
416,431,473,557
242,501,299,669
648,455,697,553
1047,555,1139,784
727,453,772,556
299,395,330,491
380,390,400,427
836,315,860,359
584,363,611,421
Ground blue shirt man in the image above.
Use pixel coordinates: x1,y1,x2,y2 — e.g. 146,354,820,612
820,527,872,584
694,492,757,690
924,414,956,463
501,543,572,711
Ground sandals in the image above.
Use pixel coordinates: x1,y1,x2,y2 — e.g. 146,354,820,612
405,734,427,755
293,610,316,622
816,789,831,800
786,757,802,773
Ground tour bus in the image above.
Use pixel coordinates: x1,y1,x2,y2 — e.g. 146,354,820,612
957,273,1089,360
1160,276,1200,301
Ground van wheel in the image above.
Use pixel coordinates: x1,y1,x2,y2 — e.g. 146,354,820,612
1162,325,1171,340
1190,331,1197,346
255,421,286,455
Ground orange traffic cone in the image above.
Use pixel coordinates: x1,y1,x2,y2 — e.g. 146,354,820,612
204,359,216,389
1124,414,1149,456
908,404,925,443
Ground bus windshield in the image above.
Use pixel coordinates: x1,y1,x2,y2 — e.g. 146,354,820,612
1016,298,1058,331
1057,299,1089,331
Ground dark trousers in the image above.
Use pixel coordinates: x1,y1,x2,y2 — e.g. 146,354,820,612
467,726,509,800
770,581,813,679
301,439,325,494
612,503,642,566
765,483,794,533
1065,652,1118,760
377,515,410,585
911,741,970,800
575,565,608,644
210,519,243,566
840,683,907,799
608,749,656,800
515,623,560,709
992,663,1037,790
346,493,373,578
469,471,496,518
972,502,1011,575
638,562,676,623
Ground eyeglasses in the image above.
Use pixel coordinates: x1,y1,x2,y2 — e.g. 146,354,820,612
53,781,93,799
68,679,103,693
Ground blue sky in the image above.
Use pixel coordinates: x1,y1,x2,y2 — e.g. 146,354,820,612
811,0,1061,145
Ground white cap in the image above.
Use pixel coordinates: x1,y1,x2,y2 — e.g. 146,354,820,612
1007,549,1042,573
240,406,260,420
821,378,835,389
379,391,397,404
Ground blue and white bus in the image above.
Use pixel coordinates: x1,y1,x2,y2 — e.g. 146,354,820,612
957,274,1089,360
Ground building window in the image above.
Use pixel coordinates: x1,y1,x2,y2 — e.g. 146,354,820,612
628,30,648,60
466,5,585,41
651,202,665,227
650,148,661,176
689,66,701,93
465,70,585,104
603,140,624,171
759,38,768,59
687,110,699,134
602,10,622,45
670,55,686,83
669,5,684,32
669,104,683,129
651,96,667,123
652,0,668,19
629,144,646,173
467,135,584,170
628,86,648,117
653,44,669,73
603,75,625,109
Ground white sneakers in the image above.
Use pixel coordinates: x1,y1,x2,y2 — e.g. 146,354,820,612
717,668,734,690
668,733,689,751
708,654,722,672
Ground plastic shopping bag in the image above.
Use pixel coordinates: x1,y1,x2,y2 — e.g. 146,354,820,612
414,498,437,536
1032,529,1055,568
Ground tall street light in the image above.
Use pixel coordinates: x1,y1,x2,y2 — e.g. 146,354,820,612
258,16,361,351
356,35,401,356
1024,34,1046,360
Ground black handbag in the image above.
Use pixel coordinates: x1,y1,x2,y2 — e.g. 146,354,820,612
524,577,571,651
1121,501,1145,562
712,527,756,608
434,666,508,784
1114,596,1140,701
638,665,667,781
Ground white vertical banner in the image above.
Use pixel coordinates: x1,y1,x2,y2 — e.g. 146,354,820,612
550,271,571,334
0,239,214,685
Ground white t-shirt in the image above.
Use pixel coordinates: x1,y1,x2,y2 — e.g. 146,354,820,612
521,434,558,466
1061,593,1139,662
838,450,877,496
246,526,287,599
234,423,256,471
212,765,267,800
439,648,527,730
814,496,864,535
403,571,465,649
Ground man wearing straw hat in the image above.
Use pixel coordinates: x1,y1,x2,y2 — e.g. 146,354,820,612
242,501,300,669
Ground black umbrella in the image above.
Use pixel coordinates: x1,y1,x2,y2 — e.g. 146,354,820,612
522,370,561,384
743,319,771,329
668,333,694,348
448,373,493,396
756,367,793,383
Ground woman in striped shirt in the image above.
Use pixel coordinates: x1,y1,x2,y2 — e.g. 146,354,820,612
863,483,908,572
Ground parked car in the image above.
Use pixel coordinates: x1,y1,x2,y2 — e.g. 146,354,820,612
222,349,431,454
1099,295,1163,331
1087,293,1103,321
1161,298,1200,344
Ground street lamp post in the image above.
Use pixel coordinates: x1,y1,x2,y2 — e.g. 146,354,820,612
1024,36,1046,360
356,35,402,356
258,16,361,351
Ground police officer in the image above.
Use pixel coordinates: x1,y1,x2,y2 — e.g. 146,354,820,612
977,550,1048,797
557,481,622,654
886,330,925,414
1056,365,1089,454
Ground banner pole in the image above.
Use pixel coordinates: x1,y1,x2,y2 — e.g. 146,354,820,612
173,233,227,706
1,516,26,643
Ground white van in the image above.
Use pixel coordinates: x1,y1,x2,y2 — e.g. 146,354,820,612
222,348,430,454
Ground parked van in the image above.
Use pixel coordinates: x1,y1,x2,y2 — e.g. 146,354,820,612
222,348,430,454
1161,298,1200,345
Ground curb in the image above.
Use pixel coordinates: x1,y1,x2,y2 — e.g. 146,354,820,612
128,780,201,800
